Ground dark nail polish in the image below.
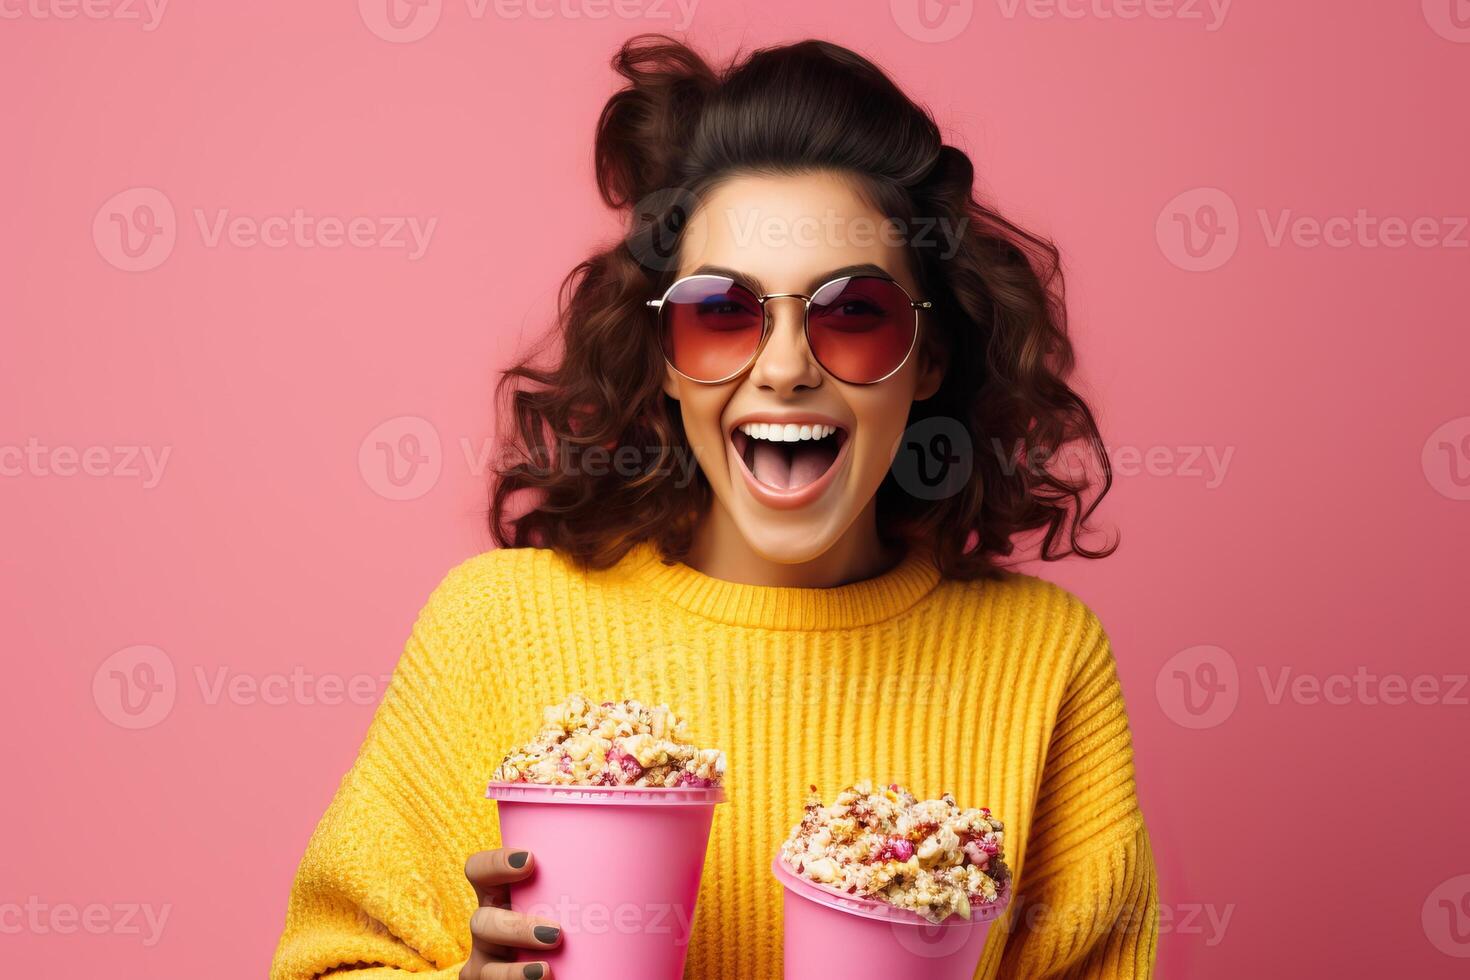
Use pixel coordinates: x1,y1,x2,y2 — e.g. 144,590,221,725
523,965,544,980
533,925,560,944
508,850,530,869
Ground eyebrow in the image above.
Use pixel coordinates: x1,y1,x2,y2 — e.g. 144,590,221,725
685,263,896,295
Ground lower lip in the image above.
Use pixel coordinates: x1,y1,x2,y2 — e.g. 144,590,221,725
727,431,851,511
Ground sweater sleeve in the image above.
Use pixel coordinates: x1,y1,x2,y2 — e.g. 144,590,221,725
270,558,505,980
993,613,1159,978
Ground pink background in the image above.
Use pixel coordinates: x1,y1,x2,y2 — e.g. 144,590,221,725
4,2,1469,977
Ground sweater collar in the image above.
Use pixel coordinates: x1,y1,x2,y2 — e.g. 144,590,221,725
620,541,943,630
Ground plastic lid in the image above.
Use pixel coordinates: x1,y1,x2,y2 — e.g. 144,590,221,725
772,856,1009,927
486,781,725,807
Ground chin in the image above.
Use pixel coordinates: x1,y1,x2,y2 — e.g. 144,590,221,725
723,502,852,564
728,519,847,566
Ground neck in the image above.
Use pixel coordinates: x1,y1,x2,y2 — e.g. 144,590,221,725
683,499,900,588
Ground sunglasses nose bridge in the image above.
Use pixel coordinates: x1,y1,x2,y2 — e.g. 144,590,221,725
747,293,821,390
756,293,812,344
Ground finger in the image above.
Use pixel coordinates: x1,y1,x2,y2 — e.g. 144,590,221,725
465,848,535,889
465,849,534,906
479,961,552,980
470,906,563,952
460,942,511,980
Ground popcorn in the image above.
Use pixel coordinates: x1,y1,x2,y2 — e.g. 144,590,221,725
492,694,725,788
779,781,1010,923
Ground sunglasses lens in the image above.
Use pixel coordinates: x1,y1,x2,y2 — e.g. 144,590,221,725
659,276,765,382
806,276,918,384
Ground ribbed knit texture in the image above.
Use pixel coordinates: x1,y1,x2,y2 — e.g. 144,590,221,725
271,544,1157,979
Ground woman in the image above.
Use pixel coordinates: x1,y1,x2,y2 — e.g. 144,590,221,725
272,34,1157,980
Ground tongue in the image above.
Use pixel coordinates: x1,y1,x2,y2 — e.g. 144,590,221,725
751,439,838,490
788,441,837,488
750,441,791,489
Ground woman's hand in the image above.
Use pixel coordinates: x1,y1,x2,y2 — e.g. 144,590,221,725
460,848,562,980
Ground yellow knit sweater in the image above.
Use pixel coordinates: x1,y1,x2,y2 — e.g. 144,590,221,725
271,543,1157,979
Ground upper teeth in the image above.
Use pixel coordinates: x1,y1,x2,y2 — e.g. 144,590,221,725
737,422,839,442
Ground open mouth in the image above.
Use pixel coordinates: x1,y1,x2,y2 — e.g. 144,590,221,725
729,421,848,493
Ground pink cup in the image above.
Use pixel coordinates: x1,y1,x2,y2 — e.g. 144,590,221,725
485,782,724,980
773,856,1009,980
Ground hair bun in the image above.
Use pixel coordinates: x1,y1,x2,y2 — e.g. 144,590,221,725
922,144,975,200
595,34,717,209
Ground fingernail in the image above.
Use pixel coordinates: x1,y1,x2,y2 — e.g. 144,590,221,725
508,851,530,869
532,925,560,944
523,966,544,980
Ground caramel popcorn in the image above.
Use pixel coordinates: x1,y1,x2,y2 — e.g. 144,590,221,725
491,694,725,788
779,781,1010,923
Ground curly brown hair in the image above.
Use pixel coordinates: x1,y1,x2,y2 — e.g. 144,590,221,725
490,34,1114,578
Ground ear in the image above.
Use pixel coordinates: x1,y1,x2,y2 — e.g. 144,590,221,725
913,349,945,401
661,362,683,401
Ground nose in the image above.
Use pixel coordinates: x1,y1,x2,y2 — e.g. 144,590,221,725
747,297,822,396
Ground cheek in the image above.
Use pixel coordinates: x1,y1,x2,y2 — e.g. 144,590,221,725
675,385,733,455
850,388,918,466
